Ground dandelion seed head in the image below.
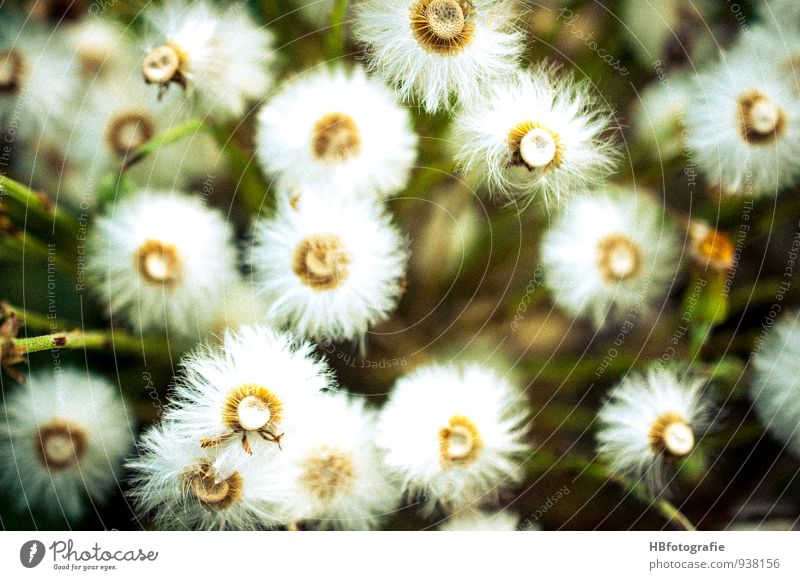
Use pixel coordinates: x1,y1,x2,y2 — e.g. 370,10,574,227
251,192,408,341
752,316,800,456
596,366,708,484
141,0,275,119
167,325,333,459
0,369,134,519
686,50,800,196
129,421,293,529
87,191,238,336
541,190,678,328
354,0,523,112
377,364,531,512
454,64,619,204
282,393,399,529
256,65,416,198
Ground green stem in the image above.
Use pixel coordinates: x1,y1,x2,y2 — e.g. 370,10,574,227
0,175,78,239
599,468,697,531
1,232,73,272
121,120,207,172
552,457,696,531
0,303,56,333
650,495,697,531
12,329,149,358
325,0,349,61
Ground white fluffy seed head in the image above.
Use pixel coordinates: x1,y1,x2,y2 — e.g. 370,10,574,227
141,0,275,120
86,191,239,337
165,325,334,460
540,188,680,328
65,18,138,81
376,363,532,512
453,64,620,205
0,369,134,520
353,0,524,112
250,191,409,341
686,49,800,197
596,366,709,485
0,22,77,144
281,393,401,529
42,70,224,210
633,71,693,159
127,421,294,530
255,65,417,199
751,314,800,456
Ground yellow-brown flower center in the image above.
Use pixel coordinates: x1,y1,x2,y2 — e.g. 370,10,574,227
200,385,286,454
135,240,183,287
311,113,362,163
76,45,110,77
299,446,357,500
222,384,283,433
183,462,243,511
142,42,188,87
35,420,87,470
737,90,786,144
105,111,156,157
648,412,695,458
508,121,563,171
293,233,351,291
410,0,475,55
0,49,25,94
596,233,642,283
439,415,482,465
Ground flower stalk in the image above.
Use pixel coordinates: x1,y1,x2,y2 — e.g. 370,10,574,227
11,329,150,358
121,119,206,172
0,175,78,241
326,0,350,61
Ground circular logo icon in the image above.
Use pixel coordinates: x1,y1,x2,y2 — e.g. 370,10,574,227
20,540,46,568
